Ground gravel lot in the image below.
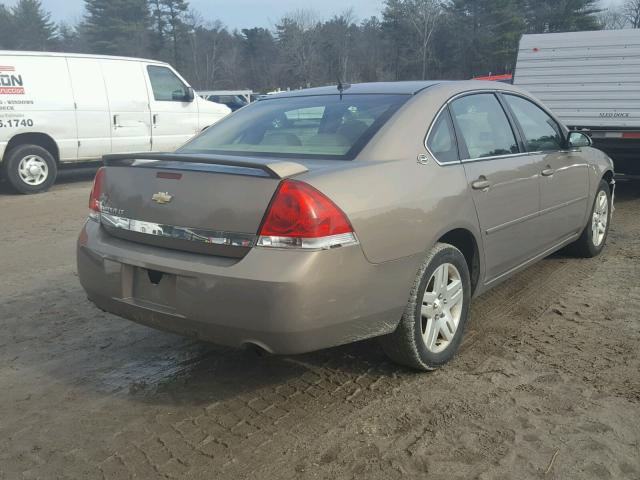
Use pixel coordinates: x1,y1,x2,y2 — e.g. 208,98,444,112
1,172,639,480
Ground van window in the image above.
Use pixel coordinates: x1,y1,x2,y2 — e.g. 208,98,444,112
450,93,519,160
503,95,563,152
180,94,409,160
427,110,458,163
147,66,188,102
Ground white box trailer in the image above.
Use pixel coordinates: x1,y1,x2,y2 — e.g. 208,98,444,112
0,51,231,193
514,29,640,176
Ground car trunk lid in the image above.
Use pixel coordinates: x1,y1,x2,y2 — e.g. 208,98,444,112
96,153,309,258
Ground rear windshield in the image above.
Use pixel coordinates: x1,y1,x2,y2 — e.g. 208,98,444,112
180,94,409,160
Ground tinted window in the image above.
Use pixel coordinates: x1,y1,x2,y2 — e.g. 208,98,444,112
427,110,458,163
147,66,188,101
504,95,563,152
180,94,408,160
450,94,519,159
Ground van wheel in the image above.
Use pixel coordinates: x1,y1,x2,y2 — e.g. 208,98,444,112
380,243,471,371
3,144,57,194
569,179,611,258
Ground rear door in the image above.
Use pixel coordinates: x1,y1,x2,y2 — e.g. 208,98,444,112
101,59,151,153
145,64,200,152
450,92,541,283
501,93,589,249
67,57,111,159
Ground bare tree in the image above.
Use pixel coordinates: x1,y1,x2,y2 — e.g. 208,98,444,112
276,9,320,87
598,5,629,29
405,0,442,79
624,0,640,27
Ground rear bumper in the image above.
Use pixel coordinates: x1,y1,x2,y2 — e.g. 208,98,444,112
77,220,416,354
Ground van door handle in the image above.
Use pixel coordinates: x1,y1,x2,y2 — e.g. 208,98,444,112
541,167,555,177
471,178,491,191
153,114,158,126
113,114,120,128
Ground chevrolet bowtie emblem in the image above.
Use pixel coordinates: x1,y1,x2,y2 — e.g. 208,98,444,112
151,192,173,204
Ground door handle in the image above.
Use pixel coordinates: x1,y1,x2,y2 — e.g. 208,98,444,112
471,178,491,191
153,114,159,126
113,114,120,128
541,167,555,177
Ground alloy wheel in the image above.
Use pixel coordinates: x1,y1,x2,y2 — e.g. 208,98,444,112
420,263,464,353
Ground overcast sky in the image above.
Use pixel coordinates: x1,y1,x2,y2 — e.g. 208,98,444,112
2,0,385,29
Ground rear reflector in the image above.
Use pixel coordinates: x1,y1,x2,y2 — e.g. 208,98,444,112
622,132,640,139
157,171,183,179
257,180,358,250
88,167,105,219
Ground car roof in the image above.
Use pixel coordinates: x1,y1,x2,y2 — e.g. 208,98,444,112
266,81,446,98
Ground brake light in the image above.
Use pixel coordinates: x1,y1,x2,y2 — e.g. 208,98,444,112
257,180,358,249
88,167,105,218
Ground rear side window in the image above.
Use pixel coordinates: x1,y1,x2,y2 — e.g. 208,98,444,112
427,110,458,163
180,94,409,160
147,65,188,101
450,93,519,159
503,95,563,152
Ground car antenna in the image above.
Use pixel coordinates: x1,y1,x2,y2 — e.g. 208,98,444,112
337,78,350,100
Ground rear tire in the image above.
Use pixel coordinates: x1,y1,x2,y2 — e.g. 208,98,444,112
3,144,57,194
380,243,471,371
570,179,611,258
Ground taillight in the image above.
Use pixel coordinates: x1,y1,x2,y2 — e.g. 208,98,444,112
257,180,358,249
88,167,105,219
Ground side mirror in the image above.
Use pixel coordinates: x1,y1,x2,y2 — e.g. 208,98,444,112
568,131,592,148
172,87,195,102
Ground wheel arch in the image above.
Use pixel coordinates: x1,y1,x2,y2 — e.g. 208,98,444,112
437,227,481,296
3,132,60,164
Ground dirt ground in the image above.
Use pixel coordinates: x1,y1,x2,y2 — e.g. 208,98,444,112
0,171,639,480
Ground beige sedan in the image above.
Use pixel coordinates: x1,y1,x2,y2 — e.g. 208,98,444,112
77,81,614,370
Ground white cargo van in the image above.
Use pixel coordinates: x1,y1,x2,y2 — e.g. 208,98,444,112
0,51,231,193
514,30,640,177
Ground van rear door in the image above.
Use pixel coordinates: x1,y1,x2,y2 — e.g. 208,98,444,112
144,64,199,152
101,59,151,153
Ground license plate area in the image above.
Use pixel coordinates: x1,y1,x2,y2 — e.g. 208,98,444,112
129,266,177,309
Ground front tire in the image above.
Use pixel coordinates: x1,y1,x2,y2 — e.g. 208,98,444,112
381,243,471,371
3,144,57,194
570,179,611,258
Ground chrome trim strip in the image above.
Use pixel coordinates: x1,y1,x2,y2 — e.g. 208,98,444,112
98,212,257,248
538,196,588,217
462,152,528,163
485,195,588,236
256,232,359,250
485,210,539,235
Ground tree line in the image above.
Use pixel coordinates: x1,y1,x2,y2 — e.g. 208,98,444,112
0,0,637,92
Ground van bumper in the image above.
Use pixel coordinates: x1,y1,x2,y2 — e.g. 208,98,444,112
77,220,414,354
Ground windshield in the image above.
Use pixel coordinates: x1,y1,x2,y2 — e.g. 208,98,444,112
180,94,409,160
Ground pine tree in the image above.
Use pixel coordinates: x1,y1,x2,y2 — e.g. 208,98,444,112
444,0,525,78
524,0,601,33
83,0,149,56
11,0,57,51
0,5,15,49
149,0,189,67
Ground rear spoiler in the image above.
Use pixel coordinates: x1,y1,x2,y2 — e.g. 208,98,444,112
102,152,309,179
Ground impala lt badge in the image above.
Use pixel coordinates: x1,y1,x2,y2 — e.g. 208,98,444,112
152,192,173,204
